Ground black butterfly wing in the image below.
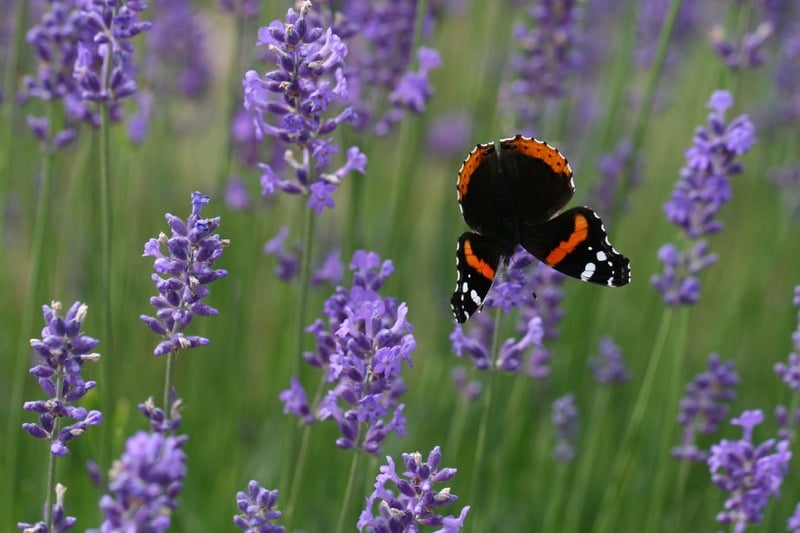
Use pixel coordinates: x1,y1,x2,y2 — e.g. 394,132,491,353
451,232,502,323
521,206,631,287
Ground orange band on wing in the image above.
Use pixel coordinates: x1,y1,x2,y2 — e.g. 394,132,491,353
545,214,588,266
463,240,496,280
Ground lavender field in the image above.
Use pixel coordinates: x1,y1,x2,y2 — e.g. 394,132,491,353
2,1,800,531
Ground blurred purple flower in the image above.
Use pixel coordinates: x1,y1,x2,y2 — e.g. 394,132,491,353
789,501,800,532
634,0,699,68
502,0,583,125
281,250,415,455
242,1,366,212
774,31,800,124
218,0,260,20
768,164,800,220
708,410,791,533
774,285,800,391
552,393,579,462
19,0,95,148
17,483,76,533
74,0,152,120
357,446,470,532
589,336,630,385
451,366,482,402
427,112,474,157
23,301,102,457
592,138,643,222
327,1,441,136
225,176,253,211
653,90,755,306
233,481,285,533
710,21,772,71
89,431,188,533
140,192,229,355
263,226,299,282
672,354,739,462
144,0,210,99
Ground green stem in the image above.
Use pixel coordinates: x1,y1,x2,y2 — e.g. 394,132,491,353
542,462,568,533
594,308,674,533
336,451,362,533
643,307,689,532
163,350,178,417
99,102,113,468
613,0,683,217
3,121,55,520
44,370,66,530
563,387,611,533
469,308,503,518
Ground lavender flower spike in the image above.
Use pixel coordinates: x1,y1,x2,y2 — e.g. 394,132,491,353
89,431,188,533
243,0,366,212
672,354,739,462
23,301,102,456
652,90,755,306
280,250,415,455
234,481,285,533
141,192,229,355
358,446,470,532
708,410,791,533
775,285,800,391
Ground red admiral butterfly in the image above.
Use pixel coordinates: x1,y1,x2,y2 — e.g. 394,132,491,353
451,135,631,323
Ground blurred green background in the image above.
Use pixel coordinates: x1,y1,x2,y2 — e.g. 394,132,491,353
2,0,800,531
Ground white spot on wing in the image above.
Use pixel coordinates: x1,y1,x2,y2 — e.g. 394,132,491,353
581,262,596,281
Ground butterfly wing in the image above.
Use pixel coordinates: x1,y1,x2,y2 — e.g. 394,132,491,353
451,232,502,323
456,142,501,235
521,206,631,287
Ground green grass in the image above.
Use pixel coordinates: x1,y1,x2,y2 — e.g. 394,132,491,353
2,1,800,531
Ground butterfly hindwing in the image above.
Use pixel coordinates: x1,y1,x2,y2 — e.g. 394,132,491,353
450,232,502,323
521,206,631,287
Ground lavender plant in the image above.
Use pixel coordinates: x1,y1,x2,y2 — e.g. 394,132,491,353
280,250,415,455
775,285,800,391
708,410,791,532
672,354,739,462
140,191,229,357
234,481,285,533
358,446,470,532
552,393,579,462
243,0,366,212
73,0,152,122
589,337,630,386
19,301,101,531
502,0,584,127
325,0,442,135
652,90,755,306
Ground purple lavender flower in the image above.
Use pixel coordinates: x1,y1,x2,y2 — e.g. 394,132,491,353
634,0,699,68
591,138,643,222
23,301,102,456
17,483,76,533
775,285,800,390
242,1,366,212
451,366,482,402
502,0,584,125
263,226,300,282
357,446,470,532
280,250,415,455
708,410,792,533
19,0,96,147
144,0,210,99
652,90,755,306
672,354,739,462
710,21,773,71
327,1,441,136
552,393,579,462
89,431,188,533
789,502,800,532
774,32,800,123
589,337,630,385
140,192,229,355
139,394,183,435
450,247,562,377
234,481,285,533
74,0,152,120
